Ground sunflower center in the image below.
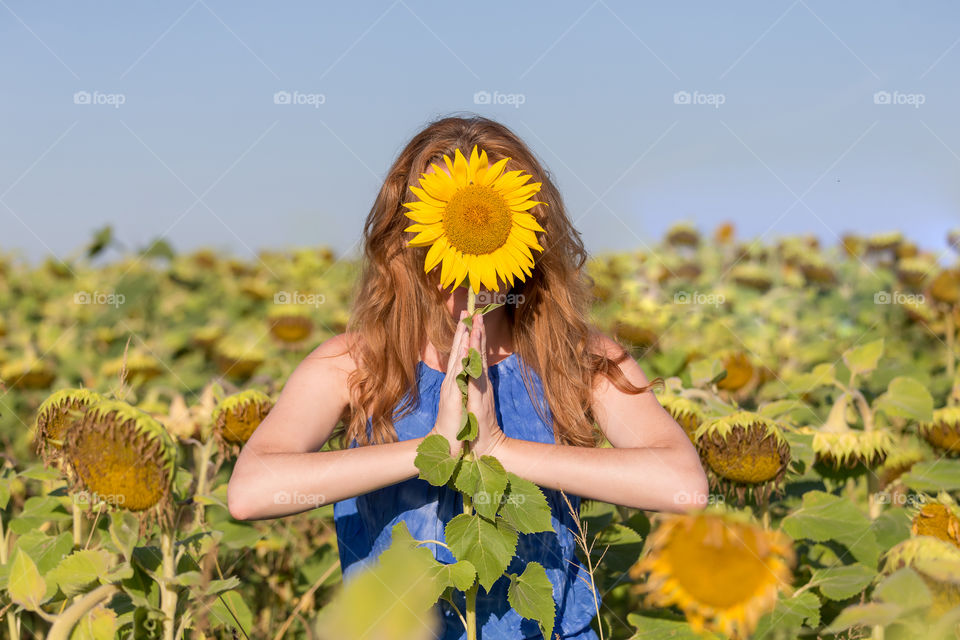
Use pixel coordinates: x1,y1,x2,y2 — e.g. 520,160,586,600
665,518,775,609
442,184,513,255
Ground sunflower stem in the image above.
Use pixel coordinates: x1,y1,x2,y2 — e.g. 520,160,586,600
463,287,479,640
72,496,84,547
160,528,178,640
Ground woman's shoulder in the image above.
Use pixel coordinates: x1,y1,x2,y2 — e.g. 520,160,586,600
298,332,361,404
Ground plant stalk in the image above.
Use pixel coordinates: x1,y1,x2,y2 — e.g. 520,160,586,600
46,584,118,640
160,529,178,640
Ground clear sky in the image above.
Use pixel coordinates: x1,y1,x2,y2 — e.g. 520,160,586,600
1,1,958,263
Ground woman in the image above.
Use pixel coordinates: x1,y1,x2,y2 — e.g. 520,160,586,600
227,115,709,639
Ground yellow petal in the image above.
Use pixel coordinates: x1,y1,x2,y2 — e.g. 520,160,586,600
510,199,546,212
403,210,443,224
439,248,455,287
452,148,469,186
421,171,456,202
492,170,527,193
409,186,445,208
467,145,480,183
473,149,490,184
480,157,509,186
513,213,545,233
466,258,481,294
424,238,447,272
451,257,469,290
407,227,444,246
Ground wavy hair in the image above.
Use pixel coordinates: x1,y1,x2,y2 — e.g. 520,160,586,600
335,114,662,449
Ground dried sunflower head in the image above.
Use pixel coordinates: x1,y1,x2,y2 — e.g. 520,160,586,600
805,393,894,475
694,411,790,506
918,406,960,456
0,358,55,390
64,399,178,517
929,269,960,306
35,388,103,464
628,509,795,640
716,352,755,392
910,494,960,549
213,389,274,448
731,263,773,293
267,304,314,344
666,222,700,248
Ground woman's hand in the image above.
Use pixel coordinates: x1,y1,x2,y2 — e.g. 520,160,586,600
428,310,470,456
467,312,510,458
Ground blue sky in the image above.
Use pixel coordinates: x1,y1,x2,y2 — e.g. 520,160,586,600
1,1,958,263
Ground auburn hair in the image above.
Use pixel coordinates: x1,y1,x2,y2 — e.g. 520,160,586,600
334,114,662,449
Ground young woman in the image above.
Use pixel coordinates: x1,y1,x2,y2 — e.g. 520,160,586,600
227,115,709,639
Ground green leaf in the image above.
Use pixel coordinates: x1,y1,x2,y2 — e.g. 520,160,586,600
9,495,71,534
454,454,508,520
689,358,725,387
843,338,884,377
874,567,932,613
415,434,458,487
462,347,482,379
781,491,884,566
49,549,113,597
70,602,118,640
478,302,504,315
825,602,902,633
626,613,724,638
14,530,74,576
499,473,553,535
808,563,876,600
457,411,478,441
208,589,254,634
790,363,837,392
753,591,821,639
507,561,556,640
445,513,518,593
108,511,141,560
8,548,48,611
874,376,934,422
426,560,476,592
901,460,960,492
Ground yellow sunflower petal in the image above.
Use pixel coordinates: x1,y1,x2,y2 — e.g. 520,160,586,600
473,149,490,184
424,237,447,272
480,157,509,186
510,199,546,212
404,210,443,224
513,213,546,233
452,148,469,186
409,186,445,208
467,145,480,183
421,171,457,202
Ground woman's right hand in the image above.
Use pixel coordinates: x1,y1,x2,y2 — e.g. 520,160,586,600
428,310,470,456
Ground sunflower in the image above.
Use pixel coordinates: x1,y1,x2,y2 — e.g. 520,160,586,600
911,495,960,549
402,145,547,293
694,411,791,506
659,395,705,442
628,509,795,639
34,388,103,464
213,389,274,447
918,406,960,456
883,536,960,619
65,399,177,515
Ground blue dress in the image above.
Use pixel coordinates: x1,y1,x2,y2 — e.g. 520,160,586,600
333,352,601,639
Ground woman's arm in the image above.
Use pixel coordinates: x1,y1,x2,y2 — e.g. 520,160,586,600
226,333,428,521
491,336,709,513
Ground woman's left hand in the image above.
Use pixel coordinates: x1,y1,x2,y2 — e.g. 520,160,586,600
467,312,510,458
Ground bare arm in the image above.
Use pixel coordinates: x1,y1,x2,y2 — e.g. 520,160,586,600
226,334,428,521
491,337,709,513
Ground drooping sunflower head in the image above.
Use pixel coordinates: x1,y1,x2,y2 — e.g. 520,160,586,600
918,406,960,455
628,509,795,639
402,145,547,293
267,304,314,344
64,399,178,515
910,494,960,549
34,388,103,464
213,389,274,448
694,411,791,506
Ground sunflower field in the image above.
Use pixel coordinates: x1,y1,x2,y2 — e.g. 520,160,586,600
1,224,959,639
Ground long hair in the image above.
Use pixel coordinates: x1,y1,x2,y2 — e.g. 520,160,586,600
335,114,662,449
